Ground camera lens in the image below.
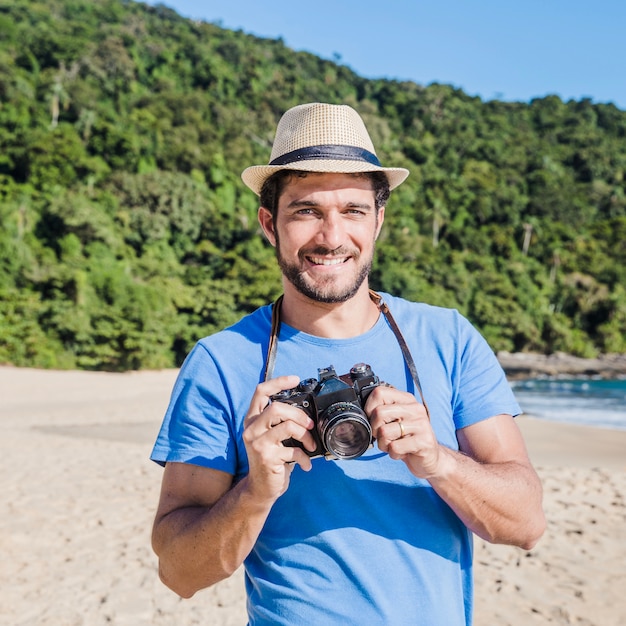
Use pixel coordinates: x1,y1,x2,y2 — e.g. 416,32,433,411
318,403,372,459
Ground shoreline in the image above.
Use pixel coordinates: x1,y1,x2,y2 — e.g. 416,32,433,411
3,349,626,381
497,351,626,380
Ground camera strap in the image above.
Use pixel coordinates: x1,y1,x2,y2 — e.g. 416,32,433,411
263,290,430,420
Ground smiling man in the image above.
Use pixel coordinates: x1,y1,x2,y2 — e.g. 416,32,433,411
259,170,386,333
266,171,380,304
150,103,545,625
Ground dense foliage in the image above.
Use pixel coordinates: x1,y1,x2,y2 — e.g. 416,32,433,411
1,0,625,370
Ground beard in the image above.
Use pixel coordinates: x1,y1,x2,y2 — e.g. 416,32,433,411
275,242,373,304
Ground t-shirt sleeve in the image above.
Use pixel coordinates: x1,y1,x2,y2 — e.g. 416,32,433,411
451,313,521,430
150,342,240,474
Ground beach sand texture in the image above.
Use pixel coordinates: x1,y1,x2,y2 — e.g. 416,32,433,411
1,366,624,625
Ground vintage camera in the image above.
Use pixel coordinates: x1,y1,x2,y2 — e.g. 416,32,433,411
270,363,384,460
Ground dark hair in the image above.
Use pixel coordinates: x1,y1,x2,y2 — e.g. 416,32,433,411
259,170,391,221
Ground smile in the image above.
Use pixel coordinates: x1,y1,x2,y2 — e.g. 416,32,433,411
307,256,349,266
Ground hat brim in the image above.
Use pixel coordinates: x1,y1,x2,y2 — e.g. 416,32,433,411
241,160,409,195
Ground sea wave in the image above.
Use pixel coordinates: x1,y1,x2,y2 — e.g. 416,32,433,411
511,378,626,431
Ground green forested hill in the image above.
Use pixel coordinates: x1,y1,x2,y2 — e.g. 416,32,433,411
1,0,625,370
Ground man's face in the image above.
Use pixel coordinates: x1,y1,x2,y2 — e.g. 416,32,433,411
259,172,385,303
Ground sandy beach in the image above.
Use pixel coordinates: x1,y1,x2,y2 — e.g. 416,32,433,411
1,366,624,625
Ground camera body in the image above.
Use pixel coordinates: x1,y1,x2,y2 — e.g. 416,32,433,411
270,363,384,460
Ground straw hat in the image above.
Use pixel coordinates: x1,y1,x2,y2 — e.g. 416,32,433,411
241,102,409,195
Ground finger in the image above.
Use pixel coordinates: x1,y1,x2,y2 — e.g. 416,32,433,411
294,451,313,472
369,396,429,436
266,401,315,432
284,447,314,473
375,418,409,449
266,417,316,449
245,402,317,460
364,384,414,414
245,375,301,424
370,405,411,437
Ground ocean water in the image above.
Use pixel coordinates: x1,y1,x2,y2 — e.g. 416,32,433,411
511,378,626,431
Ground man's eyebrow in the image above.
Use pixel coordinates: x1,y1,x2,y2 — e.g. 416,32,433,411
286,199,318,209
346,201,374,210
285,199,374,210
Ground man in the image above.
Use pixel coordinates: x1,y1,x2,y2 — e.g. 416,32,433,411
151,102,545,625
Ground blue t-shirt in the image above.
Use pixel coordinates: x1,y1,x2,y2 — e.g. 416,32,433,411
151,293,520,625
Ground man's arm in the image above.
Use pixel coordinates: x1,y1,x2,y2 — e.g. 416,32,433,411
429,414,545,548
152,463,270,598
151,375,316,598
369,388,546,549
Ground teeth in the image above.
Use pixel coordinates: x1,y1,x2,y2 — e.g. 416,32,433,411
309,257,346,266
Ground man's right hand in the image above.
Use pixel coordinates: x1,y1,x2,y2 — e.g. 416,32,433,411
242,375,317,503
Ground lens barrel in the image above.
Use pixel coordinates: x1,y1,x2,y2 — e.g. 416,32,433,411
318,402,372,459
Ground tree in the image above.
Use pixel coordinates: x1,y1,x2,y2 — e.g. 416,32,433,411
0,0,624,369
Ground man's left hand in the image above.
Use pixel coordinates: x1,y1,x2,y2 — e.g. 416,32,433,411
366,386,442,479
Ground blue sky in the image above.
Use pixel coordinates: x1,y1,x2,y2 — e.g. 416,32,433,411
146,0,625,110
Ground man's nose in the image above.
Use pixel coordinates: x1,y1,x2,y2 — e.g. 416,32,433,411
315,212,344,247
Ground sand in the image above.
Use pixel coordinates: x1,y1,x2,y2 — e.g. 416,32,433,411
1,366,624,625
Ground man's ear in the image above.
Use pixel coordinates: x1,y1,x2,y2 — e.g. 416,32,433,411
258,206,277,247
375,206,386,240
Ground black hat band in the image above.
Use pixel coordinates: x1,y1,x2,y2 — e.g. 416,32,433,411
269,144,381,167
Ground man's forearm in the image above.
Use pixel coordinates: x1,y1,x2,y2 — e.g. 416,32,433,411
152,476,273,598
428,447,545,549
